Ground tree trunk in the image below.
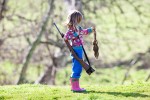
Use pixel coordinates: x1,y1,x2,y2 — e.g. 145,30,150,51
0,0,8,20
17,0,54,84
35,66,53,84
35,50,67,85
145,73,150,82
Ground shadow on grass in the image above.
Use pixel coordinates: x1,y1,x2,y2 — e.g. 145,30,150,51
0,96,4,100
85,91,149,98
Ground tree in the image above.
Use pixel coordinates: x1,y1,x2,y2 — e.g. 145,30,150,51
17,0,55,84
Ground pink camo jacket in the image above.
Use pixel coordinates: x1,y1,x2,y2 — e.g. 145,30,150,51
64,26,93,47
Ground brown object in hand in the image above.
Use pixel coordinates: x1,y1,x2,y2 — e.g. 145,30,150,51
93,29,99,59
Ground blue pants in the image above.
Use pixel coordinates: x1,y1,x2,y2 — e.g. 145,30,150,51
71,46,83,79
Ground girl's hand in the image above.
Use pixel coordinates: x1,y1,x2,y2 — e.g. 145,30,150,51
63,35,67,40
92,26,96,32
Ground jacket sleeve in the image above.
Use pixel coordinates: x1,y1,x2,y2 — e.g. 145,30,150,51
64,31,74,40
79,26,93,35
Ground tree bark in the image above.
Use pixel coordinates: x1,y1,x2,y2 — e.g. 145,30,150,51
0,0,8,20
35,65,53,84
17,0,54,84
35,49,67,85
145,73,150,82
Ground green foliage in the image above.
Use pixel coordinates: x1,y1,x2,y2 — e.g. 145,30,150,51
0,61,44,84
2,0,149,63
0,61,19,84
83,0,150,62
56,66,149,86
0,0,150,85
1,63,149,85
0,82,150,100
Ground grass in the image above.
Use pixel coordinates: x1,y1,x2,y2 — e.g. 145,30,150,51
0,82,150,100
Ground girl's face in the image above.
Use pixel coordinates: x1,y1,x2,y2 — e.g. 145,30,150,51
77,15,82,24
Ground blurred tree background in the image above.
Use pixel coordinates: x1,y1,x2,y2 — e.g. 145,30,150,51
0,0,150,85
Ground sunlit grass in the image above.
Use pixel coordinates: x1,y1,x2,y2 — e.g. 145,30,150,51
0,82,150,100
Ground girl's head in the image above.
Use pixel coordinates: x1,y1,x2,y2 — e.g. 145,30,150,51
66,10,83,28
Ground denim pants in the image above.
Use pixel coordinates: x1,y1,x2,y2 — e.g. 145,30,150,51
71,46,83,79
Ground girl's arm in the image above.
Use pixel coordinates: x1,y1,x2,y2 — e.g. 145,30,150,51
64,31,75,40
79,27,95,35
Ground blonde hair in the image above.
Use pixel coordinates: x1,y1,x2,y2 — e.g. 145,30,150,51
66,10,83,28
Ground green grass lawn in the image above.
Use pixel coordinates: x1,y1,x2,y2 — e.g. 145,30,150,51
0,82,150,100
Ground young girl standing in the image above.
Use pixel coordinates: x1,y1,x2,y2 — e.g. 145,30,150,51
64,10,95,92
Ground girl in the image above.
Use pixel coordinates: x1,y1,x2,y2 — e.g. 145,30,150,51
64,10,95,92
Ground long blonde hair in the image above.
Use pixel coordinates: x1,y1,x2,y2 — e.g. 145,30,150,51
66,10,83,28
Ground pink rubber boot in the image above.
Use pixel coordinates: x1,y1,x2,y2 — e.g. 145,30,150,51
70,78,86,92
